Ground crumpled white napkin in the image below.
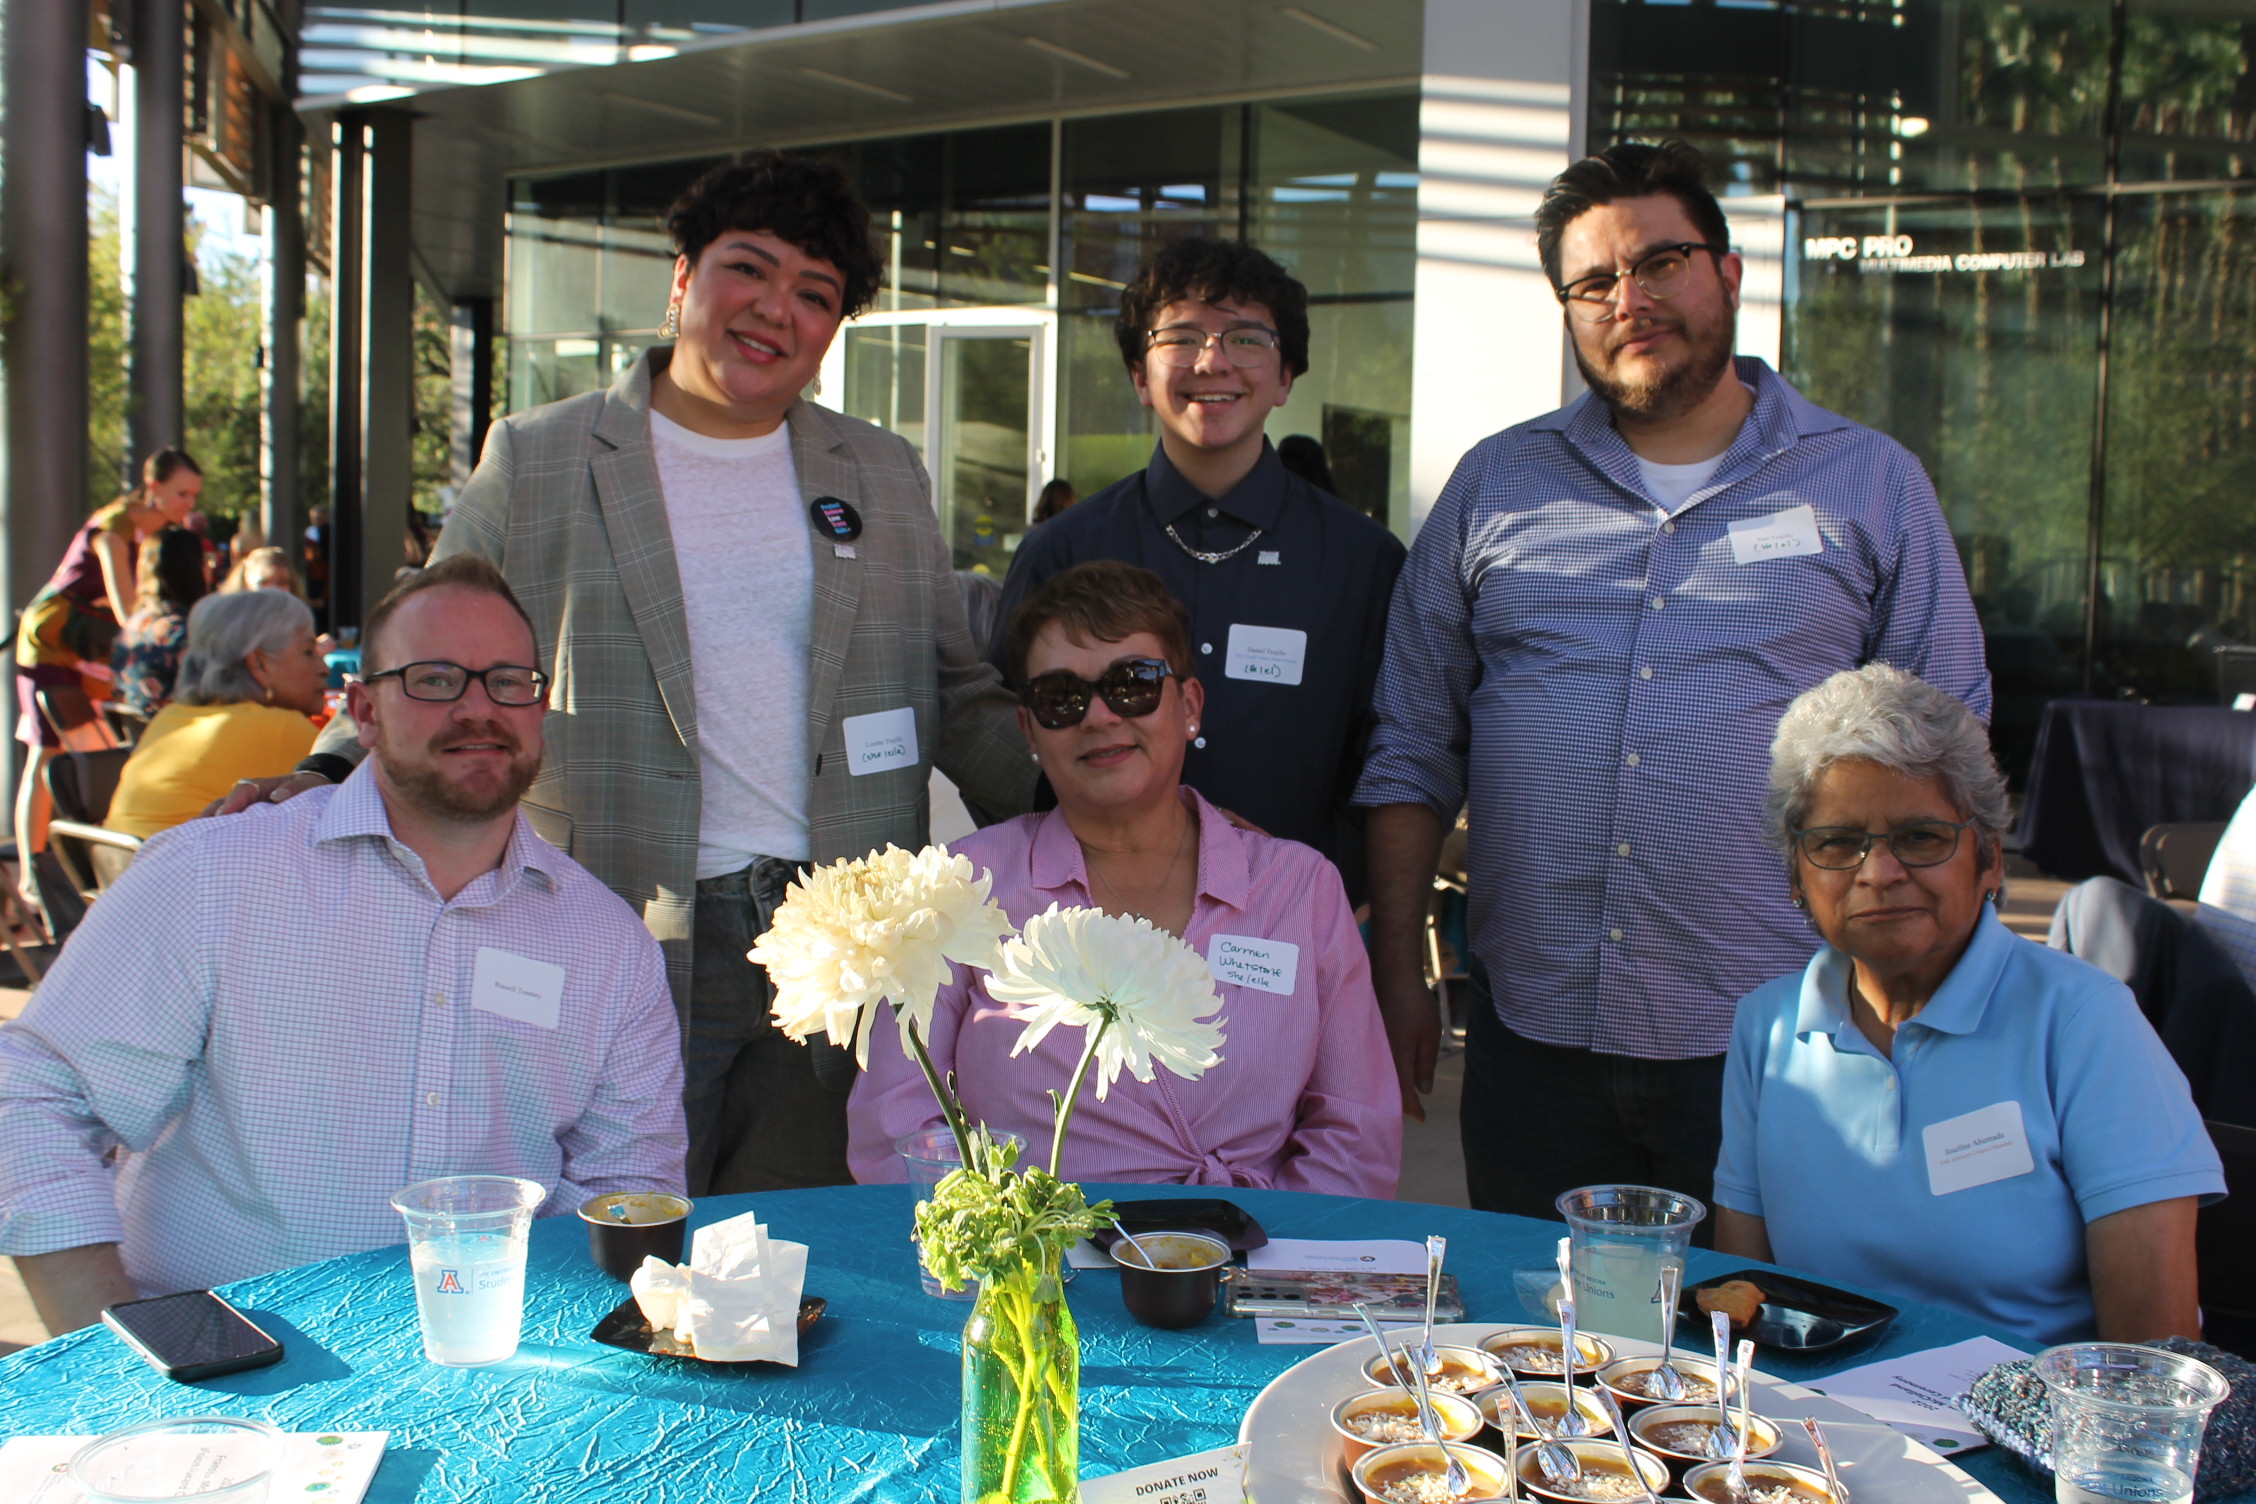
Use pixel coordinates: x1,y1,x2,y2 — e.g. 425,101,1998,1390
628,1208,808,1364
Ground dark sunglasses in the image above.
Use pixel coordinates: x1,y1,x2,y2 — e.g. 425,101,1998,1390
1019,657,1177,730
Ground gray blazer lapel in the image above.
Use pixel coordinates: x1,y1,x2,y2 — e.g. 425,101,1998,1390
591,356,699,755
793,399,865,767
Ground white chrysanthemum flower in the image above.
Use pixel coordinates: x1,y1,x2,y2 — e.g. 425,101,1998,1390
750,845,1016,1065
986,905,1226,1099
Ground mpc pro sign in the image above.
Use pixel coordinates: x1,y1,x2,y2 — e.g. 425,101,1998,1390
1802,233,2086,275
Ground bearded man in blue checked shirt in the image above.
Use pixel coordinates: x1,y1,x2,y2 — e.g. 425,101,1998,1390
0,558,686,1335
1354,141,1991,1223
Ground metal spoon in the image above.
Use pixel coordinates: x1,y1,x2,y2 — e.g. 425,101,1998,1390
1402,1332,1471,1499
1727,1338,1756,1503
1707,1311,1742,1461
1498,1368,1583,1486
1803,1416,1849,1504
1351,1302,1409,1388
1595,1388,1661,1504
1421,1234,1447,1375
1555,1293,1588,1436
1644,1262,1688,1401
1113,1226,1164,1268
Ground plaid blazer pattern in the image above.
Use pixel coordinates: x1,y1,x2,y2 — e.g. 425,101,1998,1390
432,351,1037,1011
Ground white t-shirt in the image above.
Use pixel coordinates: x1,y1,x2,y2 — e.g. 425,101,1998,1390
649,410,815,874
1635,452,1728,511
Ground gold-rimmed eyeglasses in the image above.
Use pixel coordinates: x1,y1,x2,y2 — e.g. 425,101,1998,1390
1145,325,1282,368
1555,242,1730,323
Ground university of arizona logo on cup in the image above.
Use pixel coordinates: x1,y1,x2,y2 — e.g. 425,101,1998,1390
434,1268,466,1295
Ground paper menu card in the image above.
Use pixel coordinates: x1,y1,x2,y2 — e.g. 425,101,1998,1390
1802,1335,2031,1453
1246,1239,1427,1276
1081,1444,1244,1504
0,1430,387,1504
1255,1316,1421,1346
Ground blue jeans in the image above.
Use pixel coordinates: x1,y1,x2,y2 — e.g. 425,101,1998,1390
1458,961,1724,1243
684,858,854,1196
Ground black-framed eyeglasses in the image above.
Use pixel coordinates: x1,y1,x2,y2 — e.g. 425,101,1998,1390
1145,324,1282,368
1020,657,1177,730
1555,242,1730,323
360,661,550,706
1792,818,1978,871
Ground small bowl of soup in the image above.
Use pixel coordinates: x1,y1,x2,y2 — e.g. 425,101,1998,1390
1351,1440,1513,1503
1363,1344,1504,1397
1332,1389,1486,1467
1477,1326,1615,1378
1594,1356,1724,1410
1627,1405,1783,1483
1514,1437,1672,1504
1684,1459,1837,1504
1474,1382,1612,1442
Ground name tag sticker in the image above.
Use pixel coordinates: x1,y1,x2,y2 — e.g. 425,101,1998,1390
1224,625,1307,686
843,706,919,776
1727,504,1825,566
472,946,564,1030
1923,1100,2036,1196
1209,935,1299,995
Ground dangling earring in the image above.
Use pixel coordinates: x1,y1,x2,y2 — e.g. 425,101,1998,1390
660,302,681,339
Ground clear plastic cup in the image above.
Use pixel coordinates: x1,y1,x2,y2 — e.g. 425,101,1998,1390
390,1174,546,1365
896,1128,1025,1299
2035,1343,2229,1504
68,1415,283,1503
1555,1184,1707,1342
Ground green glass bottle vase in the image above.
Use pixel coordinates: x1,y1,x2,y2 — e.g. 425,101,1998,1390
960,1243,1079,1503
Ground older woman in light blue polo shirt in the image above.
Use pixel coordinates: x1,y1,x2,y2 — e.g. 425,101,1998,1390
1714,665,2222,1346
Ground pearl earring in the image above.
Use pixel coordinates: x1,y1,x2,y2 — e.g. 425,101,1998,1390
661,303,681,339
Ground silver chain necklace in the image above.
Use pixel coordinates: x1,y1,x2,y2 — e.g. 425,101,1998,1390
1163,521,1265,565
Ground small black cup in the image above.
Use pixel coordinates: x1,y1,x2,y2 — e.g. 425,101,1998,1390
579,1191,692,1281
1115,1229,1230,1329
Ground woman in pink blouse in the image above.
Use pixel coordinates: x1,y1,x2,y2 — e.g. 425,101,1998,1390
847,561,1400,1197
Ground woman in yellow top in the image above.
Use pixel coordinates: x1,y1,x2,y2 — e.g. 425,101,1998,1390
106,589,328,839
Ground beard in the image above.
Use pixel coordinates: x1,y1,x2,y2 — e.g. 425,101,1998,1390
1574,300,1738,424
381,719,541,824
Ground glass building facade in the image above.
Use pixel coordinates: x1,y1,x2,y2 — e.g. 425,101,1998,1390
504,92,1420,576
1590,0,2256,776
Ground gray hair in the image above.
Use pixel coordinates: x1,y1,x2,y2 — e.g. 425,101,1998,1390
175,589,316,706
1763,664,2009,865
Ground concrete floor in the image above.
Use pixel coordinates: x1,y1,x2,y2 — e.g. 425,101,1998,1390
0,863,2076,1357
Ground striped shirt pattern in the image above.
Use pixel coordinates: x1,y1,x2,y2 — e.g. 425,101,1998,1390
0,766,687,1297
1355,359,1992,1058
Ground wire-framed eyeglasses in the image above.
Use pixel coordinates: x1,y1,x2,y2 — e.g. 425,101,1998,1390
1145,325,1282,368
360,661,550,706
1792,818,1979,871
1555,242,1729,323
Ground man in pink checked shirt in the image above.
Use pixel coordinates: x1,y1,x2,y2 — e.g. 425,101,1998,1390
847,561,1398,1195
0,557,686,1336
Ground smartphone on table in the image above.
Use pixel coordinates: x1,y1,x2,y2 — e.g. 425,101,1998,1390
102,1290,286,1381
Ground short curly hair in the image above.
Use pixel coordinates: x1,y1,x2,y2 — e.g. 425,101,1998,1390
1534,139,1730,289
1004,561,1193,686
664,151,884,318
1113,237,1311,378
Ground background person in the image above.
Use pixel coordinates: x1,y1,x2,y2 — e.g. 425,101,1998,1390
1355,140,1991,1211
1715,664,2218,1345
110,526,212,720
106,591,325,839
220,545,309,598
849,562,1400,1196
990,239,1403,904
0,557,685,1335
1032,478,1076,526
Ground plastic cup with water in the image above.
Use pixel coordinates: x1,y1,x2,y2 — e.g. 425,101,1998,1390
390,1174,547,1365
896,1128,1025,1299
1554,1184,1707,1343
2036,1343,2228,1504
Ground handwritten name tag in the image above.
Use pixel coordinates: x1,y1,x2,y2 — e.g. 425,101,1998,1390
1728,504,1825,566
1922,1100,2036,1196
1224,624,1307,686
843,706,918,776
1209,935,1299,995
472,946,564,1030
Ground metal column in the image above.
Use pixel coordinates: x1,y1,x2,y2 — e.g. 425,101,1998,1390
450,297,495,488
130,0,187,459
328,109,414,630
263,105,305,555
327,117,364,634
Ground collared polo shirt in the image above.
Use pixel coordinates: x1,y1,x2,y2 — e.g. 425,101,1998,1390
1714,909,2223,1344
991,442,1405,895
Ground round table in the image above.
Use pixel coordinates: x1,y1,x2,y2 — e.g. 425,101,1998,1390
0,1185,2075,1502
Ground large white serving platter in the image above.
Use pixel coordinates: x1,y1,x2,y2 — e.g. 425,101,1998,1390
1237,1323,2002,1504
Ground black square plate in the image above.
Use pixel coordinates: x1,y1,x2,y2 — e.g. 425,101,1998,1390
590,1294,826,1363
1678,1269,1898,1352
1089,1197,1268,1255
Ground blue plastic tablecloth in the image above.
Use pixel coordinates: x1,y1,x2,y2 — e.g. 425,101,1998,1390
0,1184,2095,1502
